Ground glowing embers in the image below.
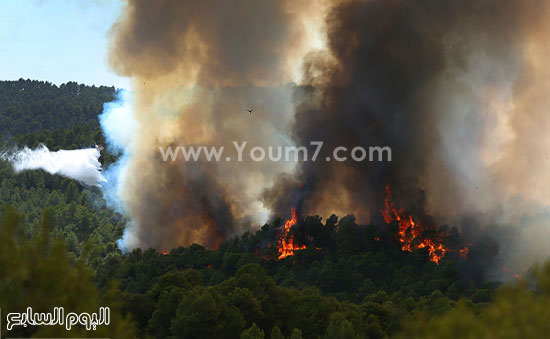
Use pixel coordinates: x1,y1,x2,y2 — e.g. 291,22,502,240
502,266,521,279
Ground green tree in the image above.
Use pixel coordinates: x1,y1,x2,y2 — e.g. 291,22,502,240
241,323,265,339
170,287,244,338
270,325,284,339
325,312,356,339
290,328,303,339
398,261,550,338
0,207,135,338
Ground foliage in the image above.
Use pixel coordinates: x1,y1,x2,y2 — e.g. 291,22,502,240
0,79,123,265
92,215,492,338
0,79,548,338
0,79,115,138
398,262,550,338
0,207,134,338
0,157,124,266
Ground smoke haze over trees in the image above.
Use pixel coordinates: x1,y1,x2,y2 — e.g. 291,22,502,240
1,0,550,334
0,79,547,337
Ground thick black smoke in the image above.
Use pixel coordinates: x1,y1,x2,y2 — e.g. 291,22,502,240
107,0,550,275
263,0,550,279
266,0,538,220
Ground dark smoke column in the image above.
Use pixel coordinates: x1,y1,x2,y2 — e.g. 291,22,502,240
265,0,547,226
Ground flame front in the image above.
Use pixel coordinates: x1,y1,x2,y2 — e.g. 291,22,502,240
278,208,306,259
381,185,449,264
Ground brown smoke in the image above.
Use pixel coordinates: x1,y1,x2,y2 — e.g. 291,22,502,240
107,0,326,251
262,0,550,275
108,0,550,274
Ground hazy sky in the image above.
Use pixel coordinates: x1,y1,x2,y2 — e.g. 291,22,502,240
0,0,129,89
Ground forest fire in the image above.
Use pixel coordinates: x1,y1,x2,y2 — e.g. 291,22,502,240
381,185,450,264
277,208,306,259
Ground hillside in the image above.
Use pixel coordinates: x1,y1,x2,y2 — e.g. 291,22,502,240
0,79,115,138
0,80,548,338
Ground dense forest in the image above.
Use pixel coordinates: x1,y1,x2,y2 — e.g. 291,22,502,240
0,79,549,338
0,79,114,137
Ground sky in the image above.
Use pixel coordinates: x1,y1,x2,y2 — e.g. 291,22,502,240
0,0,129,89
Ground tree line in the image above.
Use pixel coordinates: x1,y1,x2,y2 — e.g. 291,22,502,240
0,80,548,338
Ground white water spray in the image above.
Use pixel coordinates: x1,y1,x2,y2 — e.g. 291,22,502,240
1,144,106,187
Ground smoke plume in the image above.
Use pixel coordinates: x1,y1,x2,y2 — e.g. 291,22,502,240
105,0,550,275
103,0,327,252
264,0,550,277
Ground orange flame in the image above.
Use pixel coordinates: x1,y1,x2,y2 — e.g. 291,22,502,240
278,208,306,259
459,245,471,259
381,185,449,264
502,266,521,279
160,251,169,255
